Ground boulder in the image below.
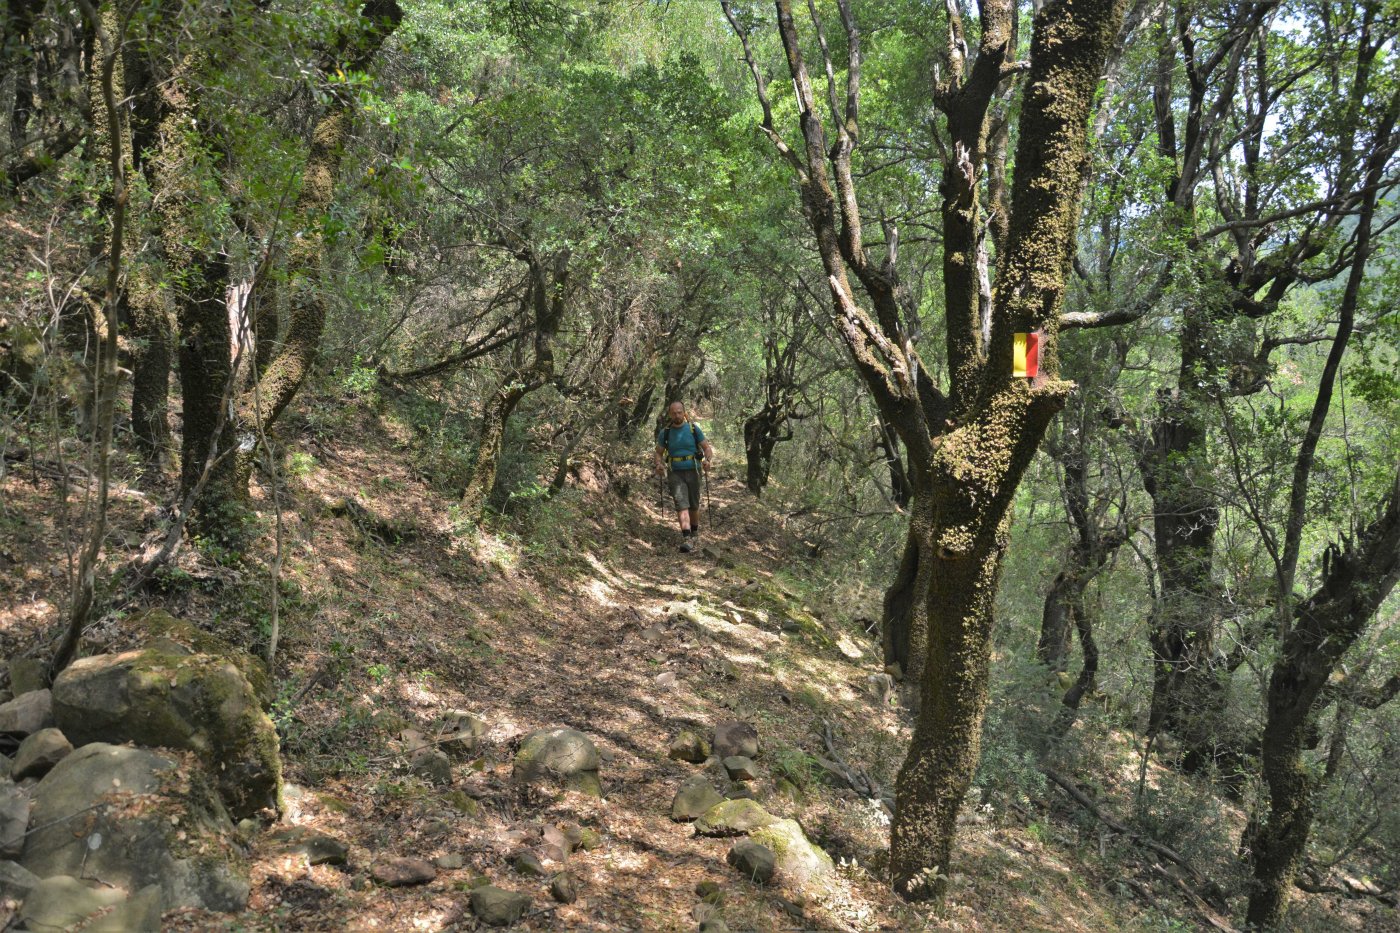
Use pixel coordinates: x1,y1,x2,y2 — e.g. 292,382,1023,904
0,689,53,736
0,858,39,901
747,819,835,889
409,746,453,784
371,857,436,887
52,649,281,819
726,840,775,884
694,798,776,837
470,884,531,926
512,850,547,877
127,608,272,706
722,756,758,782
700,920,731,933
12,728,72,780
86,883,163,932
266,826,349,866
21,743,249,912
512,727,601,797
437,710,487,753
672,776,724,822
712,721,758,760
550,874,578,903
7,658,47,697
16,875,126,932
0,780,30,858
668,730,710,763
540,824,573,862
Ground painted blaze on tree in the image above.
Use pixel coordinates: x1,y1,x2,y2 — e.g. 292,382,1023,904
725,0,1126,899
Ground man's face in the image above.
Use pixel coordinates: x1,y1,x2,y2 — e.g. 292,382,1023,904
668,404,685,425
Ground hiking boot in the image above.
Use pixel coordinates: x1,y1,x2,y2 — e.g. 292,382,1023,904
679,538,694,553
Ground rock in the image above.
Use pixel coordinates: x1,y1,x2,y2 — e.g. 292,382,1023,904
433,852,466,870
550,874,578,903
410,746,453,784
0,859,39,901
668,730,710,763
747,819,835,889
884,662,903,682
564,823,601,851
7,658,47,697
267,826,349,866
695,880,724,902
16,875,126,931
699,920,731,933
726,840,775,884
437,710,487,752
656,671,678,689
372,857,437,887
512,850,548,877
866,673,895,704
88,884,163,932
127,608,272,706
513,727,602,797
672,776,724,822
21,743,249,912
694,798,776,837
0,754,11,780
12,728,72,780
693,901,719,922
470,884,531,926
540,824,572,862
722,756,758,782
0,689,53,735
0,780,30,858
52,649,281,819
712,721,758,760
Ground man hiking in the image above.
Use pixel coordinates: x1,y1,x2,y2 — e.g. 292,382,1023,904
654,401,714,553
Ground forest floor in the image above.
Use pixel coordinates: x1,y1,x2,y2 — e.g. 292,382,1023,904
0,390,1386,931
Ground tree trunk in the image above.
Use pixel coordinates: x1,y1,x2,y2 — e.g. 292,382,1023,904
460,381,528,521
882,492,931,687
1037,571,1076,672
742,405,787,496
127,267,173,465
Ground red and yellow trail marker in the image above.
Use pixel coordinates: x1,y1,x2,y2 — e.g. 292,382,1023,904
1013,331,1042,378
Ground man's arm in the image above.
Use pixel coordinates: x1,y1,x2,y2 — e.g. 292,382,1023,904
701,439,715,471
654,444,667,475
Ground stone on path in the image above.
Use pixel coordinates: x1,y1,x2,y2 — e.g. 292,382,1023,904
668,730,710,763
471,885,531,926
694,798,775,837
433,852,466,870
541,824,573,862
0,689,53,736
371,857,437,887
7,658,47,698
712,721,758,760
699,919,731,933
409,745,453,784
513,727,602,797
267,826,349,866
656,671,678,689
437,710,487,752
0,858,39,901
672,776,724,822
722,756,758,782
726,840,775,884
12,728,72,780
512,850,548,877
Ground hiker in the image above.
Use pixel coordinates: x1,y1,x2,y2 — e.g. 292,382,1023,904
654,401,714,553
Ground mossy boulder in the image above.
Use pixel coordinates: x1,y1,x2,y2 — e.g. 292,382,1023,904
694,798,776,837
672,776,724,822
128,609,272,707
746,819,834,889
513,727,601,797
21,743,249,912
52,649,281,819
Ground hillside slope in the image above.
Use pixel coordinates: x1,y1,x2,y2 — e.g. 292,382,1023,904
0,391,1375,931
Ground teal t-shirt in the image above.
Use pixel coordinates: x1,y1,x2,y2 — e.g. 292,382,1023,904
658,422,705,470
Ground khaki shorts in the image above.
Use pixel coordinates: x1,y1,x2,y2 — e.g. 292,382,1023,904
668,469,701,511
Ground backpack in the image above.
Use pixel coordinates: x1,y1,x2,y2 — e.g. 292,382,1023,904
660,422,705,462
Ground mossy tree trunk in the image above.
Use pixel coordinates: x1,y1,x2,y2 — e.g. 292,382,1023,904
726,0,1125,898
460,248,569,522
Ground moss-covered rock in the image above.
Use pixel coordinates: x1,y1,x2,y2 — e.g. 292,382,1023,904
746,818,834,889
128,609,272,707
694,798,776,837
512,727,601,797
52,649,281,819
21,743,249,912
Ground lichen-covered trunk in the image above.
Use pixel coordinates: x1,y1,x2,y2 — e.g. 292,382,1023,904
1142,386,1225,770
1037,570,1078,672
176,257,239,531
460,382,528,522
891,496,1008,898
127,267,173,464
881,492,932,688
742,406,784,496
1247,692,1314,928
